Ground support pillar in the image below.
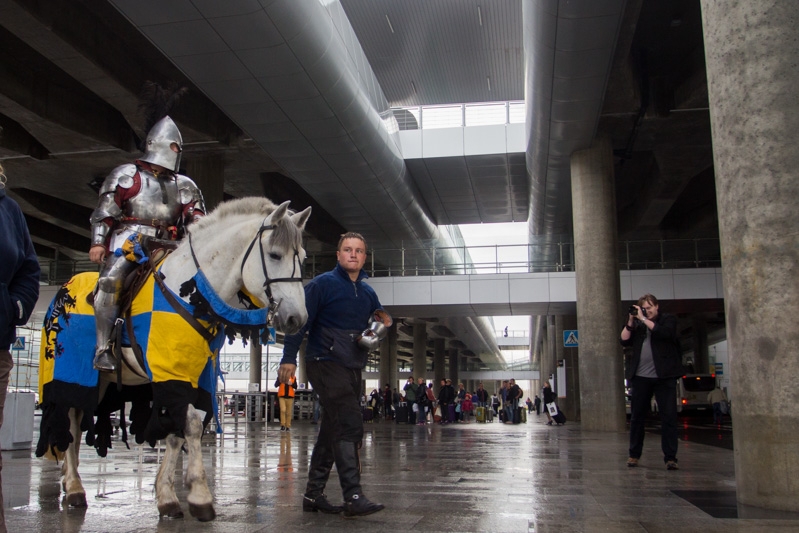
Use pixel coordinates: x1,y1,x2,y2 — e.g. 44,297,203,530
701,0,799,511
413,322,427,381
448,348,459,385
249,339,262,392
571,136,626,432
433,338,445,394
185,154,225,212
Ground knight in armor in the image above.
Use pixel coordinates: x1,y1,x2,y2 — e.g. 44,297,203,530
89,116,205,372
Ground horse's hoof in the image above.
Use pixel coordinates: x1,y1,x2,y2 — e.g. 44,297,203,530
158,502,184,519
64,493,88,508
189,503,216,522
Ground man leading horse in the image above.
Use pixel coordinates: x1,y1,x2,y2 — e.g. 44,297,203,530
89,116,205,372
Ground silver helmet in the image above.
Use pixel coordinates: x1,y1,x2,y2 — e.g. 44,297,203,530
140,116,183,172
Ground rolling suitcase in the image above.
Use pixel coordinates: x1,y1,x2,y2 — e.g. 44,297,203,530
552,411,566,425
520,408,527,423
486,407,494,422
476,406,486,423
395,403,408,424
448,404,457,422
363,406,374,422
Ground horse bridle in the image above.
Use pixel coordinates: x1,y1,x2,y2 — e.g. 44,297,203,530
186,220,302,322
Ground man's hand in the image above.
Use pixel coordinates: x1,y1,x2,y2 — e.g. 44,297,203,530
277,363,296,385
89,245,107,264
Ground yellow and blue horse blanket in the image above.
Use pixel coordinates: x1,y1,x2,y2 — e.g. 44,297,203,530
37,270,225,456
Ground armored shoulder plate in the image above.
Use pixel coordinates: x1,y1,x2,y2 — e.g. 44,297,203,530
98,164,137,194
176,174,206,212
89,165,134,229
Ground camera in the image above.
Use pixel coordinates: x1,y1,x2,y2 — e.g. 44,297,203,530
628,305,637,316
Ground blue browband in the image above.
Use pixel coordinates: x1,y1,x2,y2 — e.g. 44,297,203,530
190,268,267,327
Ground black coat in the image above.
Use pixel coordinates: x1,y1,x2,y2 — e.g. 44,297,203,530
620,311,683,380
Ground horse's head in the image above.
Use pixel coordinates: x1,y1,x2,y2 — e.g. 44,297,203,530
241,200,311,335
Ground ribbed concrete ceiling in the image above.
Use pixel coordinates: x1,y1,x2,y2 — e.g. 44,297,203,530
340,0,524,106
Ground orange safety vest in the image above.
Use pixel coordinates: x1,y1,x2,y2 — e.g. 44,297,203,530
278,376,296,398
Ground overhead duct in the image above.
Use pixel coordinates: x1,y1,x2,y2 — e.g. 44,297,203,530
109,0,502,366
523,0,627,268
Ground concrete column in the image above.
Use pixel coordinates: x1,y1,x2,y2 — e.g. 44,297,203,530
537,317,549,395
530,315,541,394
448,348,459,385
433,338,445,394
185,154,225,212
701,0,799,511
571,137,626,432
691,316,709,374
560,315,580,421
387,322,398,387
413,323,427,381
378,322,397,390
379,336,390,391
249,339,262,392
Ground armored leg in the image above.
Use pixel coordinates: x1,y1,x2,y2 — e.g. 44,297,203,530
93,255,136,372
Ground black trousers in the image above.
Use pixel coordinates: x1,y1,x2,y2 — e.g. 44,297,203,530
628,375,679,463
307,360,364,445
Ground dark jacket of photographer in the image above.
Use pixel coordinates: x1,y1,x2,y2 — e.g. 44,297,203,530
620,312,682,381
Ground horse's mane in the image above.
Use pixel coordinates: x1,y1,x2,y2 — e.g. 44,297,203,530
190,197,303,250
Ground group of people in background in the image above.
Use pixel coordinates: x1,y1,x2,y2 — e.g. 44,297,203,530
364,377,541,425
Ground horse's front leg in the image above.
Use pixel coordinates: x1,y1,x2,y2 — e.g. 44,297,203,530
184,405,215,521
62,408,87,508
155,433,185,519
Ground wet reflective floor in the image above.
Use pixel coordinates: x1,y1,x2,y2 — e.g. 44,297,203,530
4,414,799,532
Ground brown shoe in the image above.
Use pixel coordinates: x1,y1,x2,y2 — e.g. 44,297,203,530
627,457,639,467
666,460,679,470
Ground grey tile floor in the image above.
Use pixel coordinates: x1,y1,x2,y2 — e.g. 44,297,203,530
3,414,799,532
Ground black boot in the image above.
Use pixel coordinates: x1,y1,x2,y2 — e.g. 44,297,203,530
93,348,116,372
334,440,384,517
302,493,342,514
303,444,342,514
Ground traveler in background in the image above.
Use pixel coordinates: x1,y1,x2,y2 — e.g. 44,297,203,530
404,376,417,425
707,386,728,426
543,381,556,425
416,378,429,425
275,375,297,431
475,382,489,407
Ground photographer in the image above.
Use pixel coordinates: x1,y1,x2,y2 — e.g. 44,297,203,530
620,294,682,471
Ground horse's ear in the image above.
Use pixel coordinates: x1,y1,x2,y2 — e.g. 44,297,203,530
290,206,312,231
269,200,291,224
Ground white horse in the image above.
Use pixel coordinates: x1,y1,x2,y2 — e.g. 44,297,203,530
37,197,310,521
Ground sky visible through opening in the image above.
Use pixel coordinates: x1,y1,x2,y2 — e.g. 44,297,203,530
458,222,531,367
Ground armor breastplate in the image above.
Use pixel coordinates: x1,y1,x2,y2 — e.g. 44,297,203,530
121,171,184,238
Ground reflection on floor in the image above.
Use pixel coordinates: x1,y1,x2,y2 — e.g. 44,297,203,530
3,414,798,532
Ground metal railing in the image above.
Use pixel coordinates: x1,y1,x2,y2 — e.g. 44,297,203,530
39,238,721,286
392,101,526,131
303,238,721,279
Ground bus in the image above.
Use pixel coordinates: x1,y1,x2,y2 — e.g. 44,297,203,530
677,373,716,412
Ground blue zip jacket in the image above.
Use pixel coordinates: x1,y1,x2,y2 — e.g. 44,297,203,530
0,189,40,350
281,263,382,366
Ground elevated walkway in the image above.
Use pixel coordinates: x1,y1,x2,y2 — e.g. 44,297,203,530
367,268,723,317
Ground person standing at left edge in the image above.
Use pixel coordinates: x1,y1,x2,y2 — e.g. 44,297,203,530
279,232,389,517
0,163,40,533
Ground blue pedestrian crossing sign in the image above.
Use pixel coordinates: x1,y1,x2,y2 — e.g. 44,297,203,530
563,330,578,348
12,337,25,351
264,327,276,345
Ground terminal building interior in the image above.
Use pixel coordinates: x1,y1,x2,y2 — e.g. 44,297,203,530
0,0,797,531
